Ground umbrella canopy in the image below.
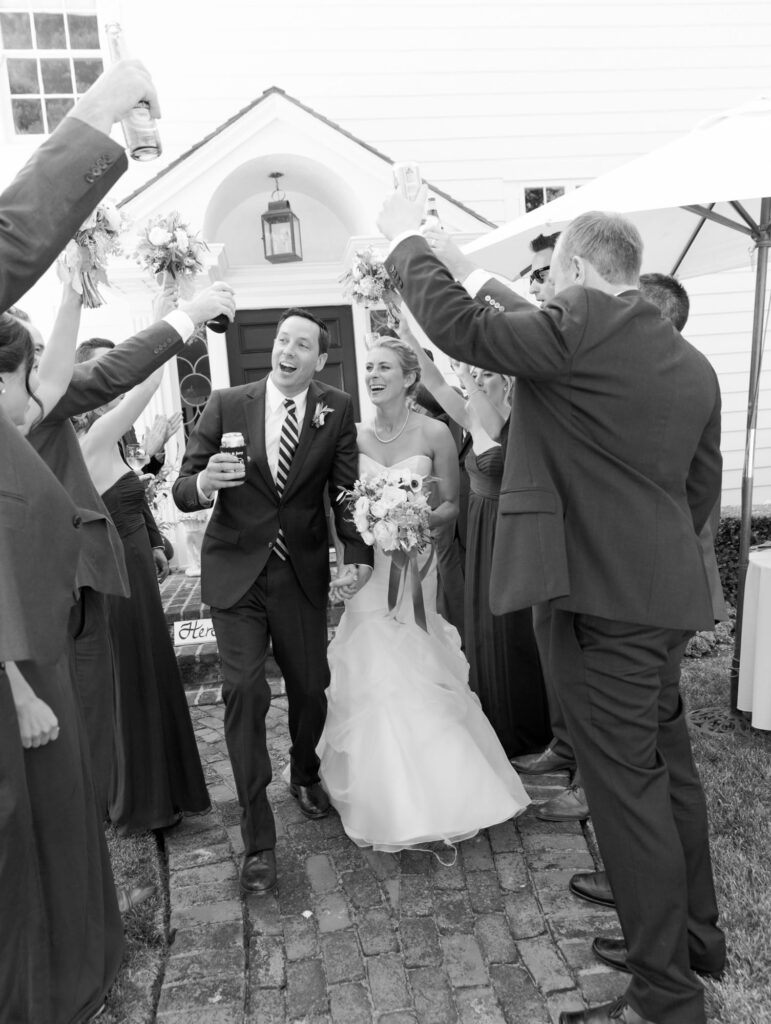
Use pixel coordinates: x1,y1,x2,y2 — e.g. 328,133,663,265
462,96,771,719
463,96,771,281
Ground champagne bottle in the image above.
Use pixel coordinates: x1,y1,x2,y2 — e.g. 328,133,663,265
104,23,162,161
423,195,442,231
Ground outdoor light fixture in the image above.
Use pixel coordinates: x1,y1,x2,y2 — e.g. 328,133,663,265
261,171,303,263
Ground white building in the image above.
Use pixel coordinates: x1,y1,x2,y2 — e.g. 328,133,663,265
2,0,771,507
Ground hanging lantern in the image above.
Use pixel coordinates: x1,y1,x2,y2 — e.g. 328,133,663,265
261,171,303,264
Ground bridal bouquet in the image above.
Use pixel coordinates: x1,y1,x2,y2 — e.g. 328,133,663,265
60,200,126,308
340,247,400,326
345,468,432,554
134,211,208,296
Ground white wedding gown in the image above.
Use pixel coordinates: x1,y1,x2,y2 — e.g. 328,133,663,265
318,454,530,853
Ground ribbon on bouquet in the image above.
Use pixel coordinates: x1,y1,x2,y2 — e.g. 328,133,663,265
386,544,435,633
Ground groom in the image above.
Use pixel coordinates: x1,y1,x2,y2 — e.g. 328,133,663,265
173,308,373,892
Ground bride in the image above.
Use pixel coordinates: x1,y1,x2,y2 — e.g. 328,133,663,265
320,335,529,853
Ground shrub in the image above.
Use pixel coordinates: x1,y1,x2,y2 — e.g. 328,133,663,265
715,510,771,605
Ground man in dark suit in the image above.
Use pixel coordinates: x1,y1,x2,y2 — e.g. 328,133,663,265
27,284,234,813
0,59,159,310
173,308,374,894
378,196,724,1024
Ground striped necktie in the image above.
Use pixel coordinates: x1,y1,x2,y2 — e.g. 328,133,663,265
273,398,299,561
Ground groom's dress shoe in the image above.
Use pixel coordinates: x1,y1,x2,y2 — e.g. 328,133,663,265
592,936,725,981
510,746,576,774
240,850,276,894
559,996,657,1023
570,870,615,908
290,782,330,820
536,784,590,821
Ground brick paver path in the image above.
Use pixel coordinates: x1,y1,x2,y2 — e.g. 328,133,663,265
157,698,628,1023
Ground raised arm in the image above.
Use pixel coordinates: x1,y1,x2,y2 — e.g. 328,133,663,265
398,311,470,429
78,367,164,456
20,280,82,434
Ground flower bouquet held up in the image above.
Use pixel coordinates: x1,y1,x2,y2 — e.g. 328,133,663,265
340,468,434,630
134,212,228,333
60,201,125,308
340,247,401,328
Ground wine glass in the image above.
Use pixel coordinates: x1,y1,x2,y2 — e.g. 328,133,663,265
125,443,146,474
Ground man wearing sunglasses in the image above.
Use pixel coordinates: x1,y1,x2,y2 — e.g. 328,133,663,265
528,231,560,307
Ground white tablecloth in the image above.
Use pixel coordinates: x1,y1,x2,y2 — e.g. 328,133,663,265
737,548,771,730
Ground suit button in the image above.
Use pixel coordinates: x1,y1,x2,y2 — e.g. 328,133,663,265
268,541,273,549
72,514,83,528
84,173,94,184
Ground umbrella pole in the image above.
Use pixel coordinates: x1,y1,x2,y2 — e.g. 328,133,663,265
730,195,771,712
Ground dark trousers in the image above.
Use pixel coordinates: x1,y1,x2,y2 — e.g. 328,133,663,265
434,521,465,645
532,603,577,769
69,588,115,816
545,609,724,1024
212,555,330,855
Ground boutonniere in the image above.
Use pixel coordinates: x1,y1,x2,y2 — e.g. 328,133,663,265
311,402,334,429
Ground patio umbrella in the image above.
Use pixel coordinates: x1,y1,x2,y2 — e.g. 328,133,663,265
462,96,771,714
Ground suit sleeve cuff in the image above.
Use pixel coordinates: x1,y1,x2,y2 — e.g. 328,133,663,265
386,229,423,256
163,309,195,342
196,473,214,506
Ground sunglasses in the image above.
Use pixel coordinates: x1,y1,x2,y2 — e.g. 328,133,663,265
529,266,550,285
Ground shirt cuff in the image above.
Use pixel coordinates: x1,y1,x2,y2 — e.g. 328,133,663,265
164,309,196,342
386,229,423,257
196,473,214,506
462,269,515,297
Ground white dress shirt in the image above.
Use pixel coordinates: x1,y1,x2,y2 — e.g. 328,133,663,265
264,375,309,483
196,374,309,504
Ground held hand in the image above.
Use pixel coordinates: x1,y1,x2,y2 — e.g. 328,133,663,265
329,564,373,602
15,695,60,749
179,281,236,329
199,452,246,496
69,59,160,135
377,184,428,241
422,230,476,281
152,547,170,582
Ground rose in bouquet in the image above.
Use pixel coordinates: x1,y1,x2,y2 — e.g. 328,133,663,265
340,247,400,326
134,211,208,299
60,200,126,308
340,468,434,629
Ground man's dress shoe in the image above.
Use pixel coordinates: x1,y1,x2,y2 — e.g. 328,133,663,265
570,870,615,907
290,782,330,820
510,746,576,774
240,850,277,894
592,936,725,981
559,996,656,1023
536,784,590,821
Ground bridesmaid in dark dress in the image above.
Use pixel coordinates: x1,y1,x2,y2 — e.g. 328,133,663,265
76,362,210,835
1,314,123,1022
400,315,551,756
464,417,551,756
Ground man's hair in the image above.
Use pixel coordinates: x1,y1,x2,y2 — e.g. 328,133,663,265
277,307,330,355
557,211,643,285
639,272,690,332
75,337,115,363
529,232,561,254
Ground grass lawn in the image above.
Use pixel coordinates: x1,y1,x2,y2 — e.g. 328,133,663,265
100,827,167,1024
682,649,771,1024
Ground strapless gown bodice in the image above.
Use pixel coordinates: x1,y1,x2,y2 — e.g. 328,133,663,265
318,449,530,853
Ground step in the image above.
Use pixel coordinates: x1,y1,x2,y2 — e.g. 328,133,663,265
161,569,344,706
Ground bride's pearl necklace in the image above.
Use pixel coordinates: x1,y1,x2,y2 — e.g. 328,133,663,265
374,409,410,444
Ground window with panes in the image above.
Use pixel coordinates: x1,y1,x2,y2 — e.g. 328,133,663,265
0,3,103,135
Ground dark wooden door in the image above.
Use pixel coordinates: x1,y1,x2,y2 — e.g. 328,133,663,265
225,305,360,418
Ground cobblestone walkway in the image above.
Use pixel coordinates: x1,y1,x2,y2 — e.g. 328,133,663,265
157,699,628,1023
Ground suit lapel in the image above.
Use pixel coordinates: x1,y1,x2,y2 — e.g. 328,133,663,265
245,378,276,493
282,380,322,496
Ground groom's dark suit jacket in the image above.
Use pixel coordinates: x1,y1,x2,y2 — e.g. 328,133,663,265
173,376,373,610
1,117,126,310
385,237,722,631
